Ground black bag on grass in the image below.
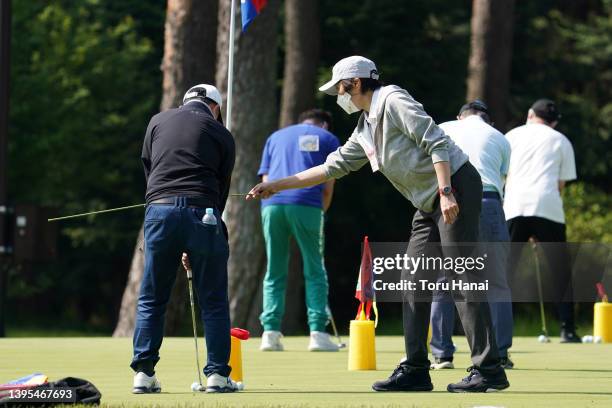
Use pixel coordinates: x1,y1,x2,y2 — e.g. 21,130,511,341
0,377,101,406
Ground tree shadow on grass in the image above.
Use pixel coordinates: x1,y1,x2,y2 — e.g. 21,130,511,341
502,391,612,396
172,390,612,396
171,390,450,394
513,368,612,373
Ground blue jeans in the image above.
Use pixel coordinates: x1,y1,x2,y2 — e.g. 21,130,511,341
131,197,231,377
430,194,514,358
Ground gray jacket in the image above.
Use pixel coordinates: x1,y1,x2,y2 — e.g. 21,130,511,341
323,85,468,212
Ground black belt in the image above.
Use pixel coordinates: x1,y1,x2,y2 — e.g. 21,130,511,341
149,197,215,209
482,191,501,200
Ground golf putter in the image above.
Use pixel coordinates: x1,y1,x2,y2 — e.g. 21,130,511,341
326,305,346,348
186,267,205,391
530,237,550,343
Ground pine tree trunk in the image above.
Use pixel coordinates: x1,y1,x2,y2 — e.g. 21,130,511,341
279,0,319,127
466,0,515,131
278,0,321,334
112,227,144,337
216,0,280,331
113,0,218,338
161,0,219,110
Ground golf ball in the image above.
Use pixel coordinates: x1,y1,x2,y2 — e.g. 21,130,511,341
593,336,603,344
582,335,593,343
236,381,245,391
537,335,549,343
191,382,203,392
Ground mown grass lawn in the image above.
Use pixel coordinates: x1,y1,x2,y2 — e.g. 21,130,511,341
1,336,611,407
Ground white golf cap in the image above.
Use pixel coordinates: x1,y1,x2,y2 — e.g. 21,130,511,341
183,84,223,107
318,56,379,95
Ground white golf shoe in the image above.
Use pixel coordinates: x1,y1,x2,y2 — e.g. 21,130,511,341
132,372,161,394
206,373,240,393
308,331,340,351
260,330,284,351
430,357,454,370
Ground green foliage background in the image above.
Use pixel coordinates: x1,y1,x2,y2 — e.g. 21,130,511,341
6,0,611,333
8,0,164,330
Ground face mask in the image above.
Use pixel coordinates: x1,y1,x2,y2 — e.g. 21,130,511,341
337,92,360,114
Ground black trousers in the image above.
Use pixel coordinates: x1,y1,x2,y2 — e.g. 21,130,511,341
507,216,575,330
402,162,500,373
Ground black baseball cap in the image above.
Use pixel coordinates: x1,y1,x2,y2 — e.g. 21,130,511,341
531,99,561,123
458,99,490,116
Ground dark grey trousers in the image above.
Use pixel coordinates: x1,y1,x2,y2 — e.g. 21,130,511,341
402,162,501,373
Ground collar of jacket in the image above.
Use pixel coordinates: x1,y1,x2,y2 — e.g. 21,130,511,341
182,100,215,118
356,85,405,134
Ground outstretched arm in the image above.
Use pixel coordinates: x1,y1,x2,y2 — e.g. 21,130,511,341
246,165,329,200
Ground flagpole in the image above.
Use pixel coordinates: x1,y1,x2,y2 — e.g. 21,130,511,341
226,0,237,131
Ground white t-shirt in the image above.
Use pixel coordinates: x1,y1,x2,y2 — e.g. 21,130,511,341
504,123,576,224
439,116,510,198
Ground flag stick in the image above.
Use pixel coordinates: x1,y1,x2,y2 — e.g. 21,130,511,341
226,0,237,131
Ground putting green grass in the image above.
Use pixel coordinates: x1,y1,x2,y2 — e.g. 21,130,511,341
1,336,611,407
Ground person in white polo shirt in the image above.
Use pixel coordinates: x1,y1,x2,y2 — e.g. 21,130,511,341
430,100,515,369
504,99,580,343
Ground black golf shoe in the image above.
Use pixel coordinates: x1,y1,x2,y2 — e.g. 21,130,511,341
372,364,433,392
560,328,582,343
447,366,509,393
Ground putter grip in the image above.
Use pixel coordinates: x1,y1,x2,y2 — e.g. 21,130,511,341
186,268,193,279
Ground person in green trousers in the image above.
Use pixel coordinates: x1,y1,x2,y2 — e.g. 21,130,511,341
257,109,340,351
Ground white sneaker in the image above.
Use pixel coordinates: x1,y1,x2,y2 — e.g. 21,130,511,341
260,330,284,351
206,373,240,393
430,357,454,370
132,372,161,394
308,331,340,351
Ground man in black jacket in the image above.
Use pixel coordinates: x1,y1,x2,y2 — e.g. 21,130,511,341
131,84,237,393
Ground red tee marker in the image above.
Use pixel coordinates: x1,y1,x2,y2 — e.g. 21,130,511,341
231,328,250,340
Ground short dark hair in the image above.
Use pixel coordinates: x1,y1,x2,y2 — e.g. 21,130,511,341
298,109,333,130
458,100,492,124
340,77,384,94
531,98,560,123
459,109,491,124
